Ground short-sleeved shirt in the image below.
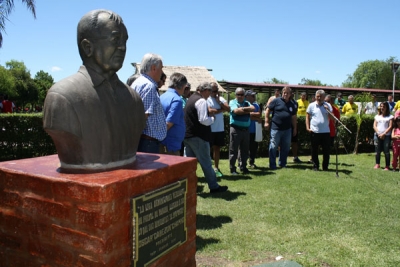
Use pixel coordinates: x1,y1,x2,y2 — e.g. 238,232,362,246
394,101,400,111
207,96,227,132
365,101,379,115
335,98,346,110
342,102,358,116
267,97,297,131
297,99,309,116
374,114,394,135
388,101,395,112
160,88,185,151
229,99,251,128
131,74,167,141
306,102,332,133
249,102,260,133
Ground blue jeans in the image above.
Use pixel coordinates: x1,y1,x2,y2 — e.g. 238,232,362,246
269,128,291,169
184,137,219,190
138,138,160,153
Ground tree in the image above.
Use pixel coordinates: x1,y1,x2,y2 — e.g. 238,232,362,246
264,77,288,84
5,60,37,108
0,65,16,97
298,78,326,86
0,0,36,48
342,57,399,89
34,70,54,105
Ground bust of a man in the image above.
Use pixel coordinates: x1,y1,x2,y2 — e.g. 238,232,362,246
43,9,145,171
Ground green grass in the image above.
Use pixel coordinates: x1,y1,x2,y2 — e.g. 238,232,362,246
195,153,400,267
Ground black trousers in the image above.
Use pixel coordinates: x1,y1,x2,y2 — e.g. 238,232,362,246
310,132,330,170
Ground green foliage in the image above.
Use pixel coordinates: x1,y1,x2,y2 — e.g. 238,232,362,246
0,60,54,109
0,113,56,161
0,65,15,97
343,56,399,89
298,78,326,86
264,77,288,84
34,70,54,104
0,0,36,47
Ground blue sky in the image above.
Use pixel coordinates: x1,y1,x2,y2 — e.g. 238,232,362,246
1,0,399,86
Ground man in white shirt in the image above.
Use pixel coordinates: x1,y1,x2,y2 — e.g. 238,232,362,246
306,90,333,171
207,82,230,177
364,94,379,115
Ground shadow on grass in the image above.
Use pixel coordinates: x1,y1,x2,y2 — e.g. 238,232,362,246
196,214,233,230
196,235,220,252
197,191,246,201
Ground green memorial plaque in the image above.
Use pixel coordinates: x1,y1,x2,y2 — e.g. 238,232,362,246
131,179,187,267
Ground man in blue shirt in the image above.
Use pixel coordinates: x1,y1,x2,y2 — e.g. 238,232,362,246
264,86,297,170
229,87,255,174
160,73,187,155
131,53,167,153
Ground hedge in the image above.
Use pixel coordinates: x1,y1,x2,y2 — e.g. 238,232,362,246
0,113,56,161
0,113,376,162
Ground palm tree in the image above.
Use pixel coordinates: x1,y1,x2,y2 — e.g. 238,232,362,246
0,0,36,48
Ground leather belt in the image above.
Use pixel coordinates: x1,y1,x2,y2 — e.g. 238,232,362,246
141,134,158,141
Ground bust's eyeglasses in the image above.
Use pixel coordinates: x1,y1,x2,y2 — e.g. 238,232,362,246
236,94,244,96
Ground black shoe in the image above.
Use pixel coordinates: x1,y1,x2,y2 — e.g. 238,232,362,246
249,164,257,168
241,168,250,174
323,168,328,171
210,185,228,193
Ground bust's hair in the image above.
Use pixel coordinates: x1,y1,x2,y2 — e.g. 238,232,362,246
77,9,124,60
168,73,187,90
140,53,162,74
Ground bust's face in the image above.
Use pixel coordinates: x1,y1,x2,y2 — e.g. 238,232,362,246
91,13,128,75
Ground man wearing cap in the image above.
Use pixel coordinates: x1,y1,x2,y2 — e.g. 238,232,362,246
207,82,230,177
229,87,255,174
245,90,261,168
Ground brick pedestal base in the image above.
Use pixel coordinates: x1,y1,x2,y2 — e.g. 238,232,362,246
0,153,197,267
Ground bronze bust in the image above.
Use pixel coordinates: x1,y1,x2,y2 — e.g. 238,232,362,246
43,9,145,171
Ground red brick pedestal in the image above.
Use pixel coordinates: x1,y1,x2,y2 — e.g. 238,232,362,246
0,153,197,267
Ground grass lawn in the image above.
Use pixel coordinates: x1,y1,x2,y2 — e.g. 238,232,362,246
195,153,400,267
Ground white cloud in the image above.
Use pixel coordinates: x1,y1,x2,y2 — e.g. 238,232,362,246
51,66,62,72
315,70,321,74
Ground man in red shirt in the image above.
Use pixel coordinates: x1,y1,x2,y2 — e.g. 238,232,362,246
0,95,15,113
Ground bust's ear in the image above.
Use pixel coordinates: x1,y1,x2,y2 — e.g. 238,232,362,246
80,39,93,57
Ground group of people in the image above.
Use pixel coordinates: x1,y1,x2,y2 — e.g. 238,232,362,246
264,87,339,172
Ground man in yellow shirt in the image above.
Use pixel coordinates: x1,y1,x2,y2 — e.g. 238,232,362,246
342,95,358,115
297,92,309,116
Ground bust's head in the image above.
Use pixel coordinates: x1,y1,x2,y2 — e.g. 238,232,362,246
77,10,128,77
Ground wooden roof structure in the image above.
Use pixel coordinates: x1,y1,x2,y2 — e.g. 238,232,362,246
131,63,226,92
218,81,398,101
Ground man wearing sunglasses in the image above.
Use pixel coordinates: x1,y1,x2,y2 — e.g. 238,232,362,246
229,87,255,174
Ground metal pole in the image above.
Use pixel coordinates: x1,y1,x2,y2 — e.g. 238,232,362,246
393,71,396,100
